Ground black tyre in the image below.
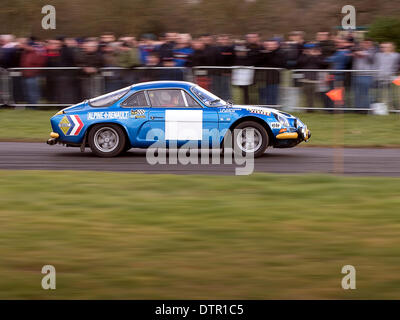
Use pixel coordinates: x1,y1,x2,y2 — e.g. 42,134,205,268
122,141,132,154
123,145,131,153
88,124,126,157
231,121,269,158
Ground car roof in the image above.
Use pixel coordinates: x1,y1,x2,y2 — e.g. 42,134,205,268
130,81,196,91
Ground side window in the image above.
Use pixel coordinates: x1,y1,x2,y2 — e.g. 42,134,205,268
148,89,185,108
184,92,201,107
121,91,149,107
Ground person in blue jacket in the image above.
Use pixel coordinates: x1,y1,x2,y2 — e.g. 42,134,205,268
173,34,193,67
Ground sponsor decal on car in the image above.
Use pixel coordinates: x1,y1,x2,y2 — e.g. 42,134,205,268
87,111,129,120
130,109,146,118
219,108,241,113
246,107,271,116
58,115,84,136
270,122,281,129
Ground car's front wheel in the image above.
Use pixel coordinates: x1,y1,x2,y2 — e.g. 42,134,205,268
232,121,269,158
88,124,126,157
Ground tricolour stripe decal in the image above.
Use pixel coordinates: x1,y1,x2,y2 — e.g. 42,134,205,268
69,115,83,136
65,115,74,135
69,115,80,135
59,115,84,136
74,115,84,135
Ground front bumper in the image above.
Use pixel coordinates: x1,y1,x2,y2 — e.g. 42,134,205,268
276,127,311,142
299,126,311,141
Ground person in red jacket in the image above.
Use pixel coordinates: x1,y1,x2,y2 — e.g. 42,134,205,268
20,39,47,105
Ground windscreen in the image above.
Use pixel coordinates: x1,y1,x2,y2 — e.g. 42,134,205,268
191,86,227,107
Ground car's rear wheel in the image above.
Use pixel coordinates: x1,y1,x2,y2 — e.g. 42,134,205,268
232,121,269,158
88,124,126,157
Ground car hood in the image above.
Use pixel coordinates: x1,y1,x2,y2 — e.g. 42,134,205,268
62,101,88,113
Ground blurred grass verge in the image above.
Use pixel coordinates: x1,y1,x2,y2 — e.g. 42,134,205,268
1,170,400,299
0,109,399,146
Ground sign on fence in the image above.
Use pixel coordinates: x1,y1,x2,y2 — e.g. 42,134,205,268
231,68,254,86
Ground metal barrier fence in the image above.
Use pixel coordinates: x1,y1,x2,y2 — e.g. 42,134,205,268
0,67,10,105
7,67,97,107
192,66,283,107
1,66,399,113
102,66,192,96
291,69,400,114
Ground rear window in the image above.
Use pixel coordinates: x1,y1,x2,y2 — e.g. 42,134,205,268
89,86,131,107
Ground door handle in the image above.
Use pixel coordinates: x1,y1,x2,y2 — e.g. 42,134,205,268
150,116,164,120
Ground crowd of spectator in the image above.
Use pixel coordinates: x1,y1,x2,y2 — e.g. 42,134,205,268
0,31,399,108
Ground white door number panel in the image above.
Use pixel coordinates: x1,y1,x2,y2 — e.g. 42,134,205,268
270,122,281,129
165,110,203,140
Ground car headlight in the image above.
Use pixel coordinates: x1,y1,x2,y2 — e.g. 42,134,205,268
276,113,290,127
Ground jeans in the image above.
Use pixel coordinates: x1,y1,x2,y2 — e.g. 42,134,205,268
24,76,40,105
259,84,279,105
353,75,372,109
213,74,231,101
302,82,317,109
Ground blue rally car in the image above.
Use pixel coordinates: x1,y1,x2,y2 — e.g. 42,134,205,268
47,81,311,157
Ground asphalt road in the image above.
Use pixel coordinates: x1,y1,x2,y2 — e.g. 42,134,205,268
0,142,399,176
